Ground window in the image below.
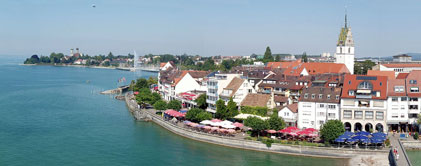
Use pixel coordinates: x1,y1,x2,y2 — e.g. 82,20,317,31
304,93,308,99
327,95,331,99
328,105,336,109
348,90,354,96
336,95,340,100
328,113,335,118
311,94,315,99
410,80,417,84
343,100,355,106
392,97,398,102
392,113,398,118
248,89,252,93
348,80,351,85
410,98,418,101
318,112,325,117
401,114,405,118
319,121,325,125
365,111,373,119
401,105,405,110
354,111,363,119
409,105,418,110
319,104,325,108
319,94,323,99
401,97,407,101
344,110,352,119
410,87,419,93
373,101,384,107
394,86,404,92
358,81,372,89
376,112,384,120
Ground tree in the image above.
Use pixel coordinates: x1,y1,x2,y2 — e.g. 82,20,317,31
320,120,345,144
134,78,149,91
24,55,40,64
153,100,167,111
227,97,239,118
107,52,114,60
147,76,157,86
275,54,281,62
167,100,182,110
417,113,421,125
195,94,207,109
244,116,269,137
354,60,376,75
302,52,308,62
267,114,285,130
215,99,228,120
263,46,273,63
103,61,110,67
150,92,162,105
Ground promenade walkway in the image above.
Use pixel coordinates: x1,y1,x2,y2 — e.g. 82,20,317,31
390,133,412,166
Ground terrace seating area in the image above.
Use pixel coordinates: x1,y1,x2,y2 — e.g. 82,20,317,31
334,131,387,149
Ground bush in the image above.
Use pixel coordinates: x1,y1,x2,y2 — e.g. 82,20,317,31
185,108,212,122
241,106,268,116
414,132,419,140
320,120,345,143
167,100,182,110
261,139,274,148
385,139,391,146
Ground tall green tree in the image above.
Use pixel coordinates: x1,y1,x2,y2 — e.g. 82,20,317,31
263,46,273,63
302,52,308,62
185,108,212,122
215,99,228,120
167,100,182,110
275,54,281,62
153,100,167,111
147,76,157,86
244,116,269,137
227,97,239,118
320,120,345,144
195,94,207,109
267,114,285,130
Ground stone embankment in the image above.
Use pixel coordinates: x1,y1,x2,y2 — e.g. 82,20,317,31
124,93,389,165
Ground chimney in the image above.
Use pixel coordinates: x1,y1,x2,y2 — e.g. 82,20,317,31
76,48,79,54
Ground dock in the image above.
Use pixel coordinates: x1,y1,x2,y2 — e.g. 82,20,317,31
100,85,130,94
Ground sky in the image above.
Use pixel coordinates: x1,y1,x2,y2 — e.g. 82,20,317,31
0,0,420,57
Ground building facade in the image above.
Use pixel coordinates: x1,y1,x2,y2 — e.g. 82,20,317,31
335,14,355,74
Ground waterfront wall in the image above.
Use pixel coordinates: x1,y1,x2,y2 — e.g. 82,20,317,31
124,94,388,159
402,140,421,150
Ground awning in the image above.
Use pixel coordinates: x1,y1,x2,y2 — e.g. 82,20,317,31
360,101,369,105
357,89,371,94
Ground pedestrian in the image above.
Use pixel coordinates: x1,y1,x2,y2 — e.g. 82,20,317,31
397,154,399,161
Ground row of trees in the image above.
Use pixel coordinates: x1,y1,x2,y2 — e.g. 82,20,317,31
244,115,286,137
215,98,239,120
24,52,133,65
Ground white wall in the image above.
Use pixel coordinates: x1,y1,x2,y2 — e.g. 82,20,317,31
175,73,201,94
298,102,316,129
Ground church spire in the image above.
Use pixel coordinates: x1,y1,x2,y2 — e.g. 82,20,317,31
344,7,348,28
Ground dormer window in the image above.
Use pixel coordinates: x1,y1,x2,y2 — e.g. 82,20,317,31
336,95,339,100
349,90,354,96
311,94,315,99
358,81,372,89
327,95,331,99
304,93,308,99
410,80,417,84
319,94,323,99
348,81,351,85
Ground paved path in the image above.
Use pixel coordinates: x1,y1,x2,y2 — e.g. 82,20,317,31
389,133,412,166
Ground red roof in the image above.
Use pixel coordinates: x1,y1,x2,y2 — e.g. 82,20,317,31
406,71,421,97
382,64,421,68
160,62,166,67
396,73,409,79
387,79,406,96
268,61,350,76
341,74,388,100
367,70,395,80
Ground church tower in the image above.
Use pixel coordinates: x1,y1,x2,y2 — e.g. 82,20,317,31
335,13,355,74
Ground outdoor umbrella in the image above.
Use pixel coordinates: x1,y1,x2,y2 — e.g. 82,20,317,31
353,135,368,142
204,126,212,130
200,120,213,125
346,138,357,144
233,122,244,128
266,130,277,134
227,129,236,134
335,137,346,143
221,124,236,129
304,128,317,133
356,131,370,136
343,131,354,136
183,121,191,124
210,127,219,131
211,119,222,123
371,132,387,138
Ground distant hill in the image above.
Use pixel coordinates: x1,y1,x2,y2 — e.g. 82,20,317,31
358,53,421,61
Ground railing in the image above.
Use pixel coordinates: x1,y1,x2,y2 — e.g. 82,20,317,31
398,139,413,166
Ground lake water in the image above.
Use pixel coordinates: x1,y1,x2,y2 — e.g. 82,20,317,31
0,56,346,166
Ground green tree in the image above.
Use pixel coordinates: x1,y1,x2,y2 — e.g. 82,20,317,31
196,111,212,122
215,99,228,120
167,100,182,110
267,114,285,130
103,61,110,67
320,120,345,144
195,94,207,109
354,60,376,75
134,78,149,91
24,55,40,64
263,46,273,63
136,88,152,107
107,52,114,60
244,116,269,137
227,97,239,118
302,52,308,62
417,113,421,125
150,92,162,105
275,54,281,62
153,100,167,111
147,76,157,86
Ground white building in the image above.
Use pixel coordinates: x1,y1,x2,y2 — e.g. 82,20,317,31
372,63,421,77
340,75,388,132
278,103,298,127
219,77,256,105
386,79,409,132
297,87,342,130
206,72,242,113
335,14,355,74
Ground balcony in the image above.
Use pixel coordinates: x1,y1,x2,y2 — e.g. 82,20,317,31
273,91,286,95
206,99,216,105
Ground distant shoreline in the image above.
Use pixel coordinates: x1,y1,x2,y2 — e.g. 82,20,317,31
21,63,119,70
